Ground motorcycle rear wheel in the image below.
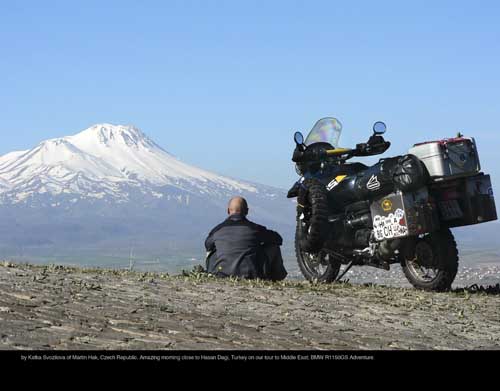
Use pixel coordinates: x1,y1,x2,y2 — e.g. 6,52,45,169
401,228,459,292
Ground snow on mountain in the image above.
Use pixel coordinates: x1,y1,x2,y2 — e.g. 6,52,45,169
0,150,28,170
0,124,269,204
67,124,258,191
0,176,10,190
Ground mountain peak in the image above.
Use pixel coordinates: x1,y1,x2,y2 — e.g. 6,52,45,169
87,123,142,135
0,123,264,205
74,123,153,148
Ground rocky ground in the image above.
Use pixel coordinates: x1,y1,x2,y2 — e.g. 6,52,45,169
0,261,499,350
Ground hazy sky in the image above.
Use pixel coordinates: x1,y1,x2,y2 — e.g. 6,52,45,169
1,0,499,192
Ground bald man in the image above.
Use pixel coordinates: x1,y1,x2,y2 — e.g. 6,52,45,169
205,197,287,281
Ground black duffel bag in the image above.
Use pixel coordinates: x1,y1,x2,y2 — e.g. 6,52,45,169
381,154,429,192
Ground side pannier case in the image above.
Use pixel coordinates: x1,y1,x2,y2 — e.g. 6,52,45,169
433,173,497,227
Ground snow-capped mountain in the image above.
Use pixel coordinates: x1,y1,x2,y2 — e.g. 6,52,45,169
0,124,294,266
0,124,272,204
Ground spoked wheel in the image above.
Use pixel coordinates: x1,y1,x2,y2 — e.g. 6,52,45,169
295,178,338,282
401,228,459,292
295,218,340,282
296,248,341,283
406,241,440,282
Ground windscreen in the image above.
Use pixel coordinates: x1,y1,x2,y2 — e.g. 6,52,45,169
304,117,342,148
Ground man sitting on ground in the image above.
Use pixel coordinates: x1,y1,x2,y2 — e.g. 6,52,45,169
205,197,287,281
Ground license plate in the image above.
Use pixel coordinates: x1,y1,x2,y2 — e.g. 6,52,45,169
439,200,463,220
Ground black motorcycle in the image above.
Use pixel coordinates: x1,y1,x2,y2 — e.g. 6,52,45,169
288,118,497,291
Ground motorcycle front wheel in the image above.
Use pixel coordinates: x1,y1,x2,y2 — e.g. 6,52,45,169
401,228,459,292
295,221,340,282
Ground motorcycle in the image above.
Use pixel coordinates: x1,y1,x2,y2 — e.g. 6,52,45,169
288,118,497,291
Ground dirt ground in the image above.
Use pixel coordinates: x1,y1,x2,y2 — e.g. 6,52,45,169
0,261,499,350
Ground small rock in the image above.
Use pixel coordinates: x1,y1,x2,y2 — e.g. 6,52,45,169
159,305,175,313
10,293,35,301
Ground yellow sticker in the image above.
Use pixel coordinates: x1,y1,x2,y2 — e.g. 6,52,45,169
327,175,348,191
382,199,393,212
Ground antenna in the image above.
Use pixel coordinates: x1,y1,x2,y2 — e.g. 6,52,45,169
128,246,135,271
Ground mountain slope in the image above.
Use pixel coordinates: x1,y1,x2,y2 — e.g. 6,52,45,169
0,124,270,204
0,124,294,264
68,125,258,191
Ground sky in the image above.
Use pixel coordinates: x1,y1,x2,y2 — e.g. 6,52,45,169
1,0,499,192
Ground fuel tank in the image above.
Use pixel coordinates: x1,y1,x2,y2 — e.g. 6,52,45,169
310,161,397,212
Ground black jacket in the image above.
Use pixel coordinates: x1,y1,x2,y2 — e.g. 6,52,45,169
205,214,283,279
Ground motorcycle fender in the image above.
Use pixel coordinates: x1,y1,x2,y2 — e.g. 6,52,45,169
287,178,305,198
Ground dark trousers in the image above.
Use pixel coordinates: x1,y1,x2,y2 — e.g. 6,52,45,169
260,244,288,281
206,244,287,281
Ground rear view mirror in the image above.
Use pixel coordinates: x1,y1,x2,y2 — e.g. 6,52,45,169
294,132,304,145
373,121,387,135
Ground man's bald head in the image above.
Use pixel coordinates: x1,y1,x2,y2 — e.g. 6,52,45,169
228,196,249,216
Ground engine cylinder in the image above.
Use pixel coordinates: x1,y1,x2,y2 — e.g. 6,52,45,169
346,213,372,229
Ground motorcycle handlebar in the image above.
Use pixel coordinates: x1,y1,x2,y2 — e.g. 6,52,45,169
293,147,354,162
326,141,390,158
325,148,354,156
292,141,390,163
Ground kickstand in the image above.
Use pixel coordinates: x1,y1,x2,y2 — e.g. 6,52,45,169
335,261,354,282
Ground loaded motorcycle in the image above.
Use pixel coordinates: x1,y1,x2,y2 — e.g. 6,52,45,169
288,118,497,291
